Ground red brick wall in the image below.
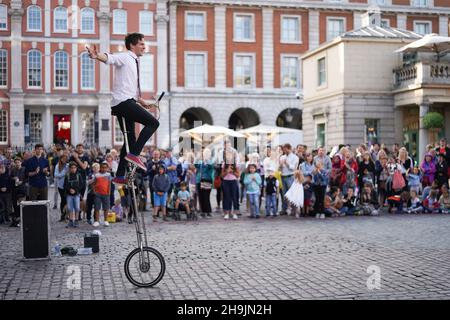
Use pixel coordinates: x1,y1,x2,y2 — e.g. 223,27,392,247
176,5,215,88
226,7,263,88
392,0,411,5
382,14,398,28
407,15,439,34
435,0,450,7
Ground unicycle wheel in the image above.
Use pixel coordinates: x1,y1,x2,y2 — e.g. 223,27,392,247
124,247,166,288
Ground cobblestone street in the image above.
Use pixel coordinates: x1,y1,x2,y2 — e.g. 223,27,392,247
1,198,450,300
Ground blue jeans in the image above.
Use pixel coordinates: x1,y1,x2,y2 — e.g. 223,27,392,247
248,192,260,216
281,175,294,211
265,194,277,216
66,195,80,213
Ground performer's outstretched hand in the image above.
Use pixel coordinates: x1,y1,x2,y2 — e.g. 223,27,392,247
86,44,98,59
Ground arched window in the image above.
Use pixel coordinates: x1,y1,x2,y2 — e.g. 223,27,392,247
28,50,42,88
113,9,127,34
80,52,95,89
54,6,68,32
80,7,95,34
139,11,153,36
27,5,42,32
54,51,69,88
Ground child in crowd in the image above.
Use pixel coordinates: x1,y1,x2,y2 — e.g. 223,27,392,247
439,186,450,214
264,169,279,217
244,164,262,218
63,162,83,228
342,186,357,215
302,174,313,216
330,154,344,188
407,190,423,214
111,198,124,222
284,170,304,219
324,187,346,217
407,167,422,195
152,165,170,222
312,161,328,219
360,183,379,216
423,190,440,213
91,162,112,227
398,191,411,213
85,162,99,225
186,165,198,213
175,182,192,220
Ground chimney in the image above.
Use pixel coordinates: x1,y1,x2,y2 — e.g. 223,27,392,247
361,7,382,28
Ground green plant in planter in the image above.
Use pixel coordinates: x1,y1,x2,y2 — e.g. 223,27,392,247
423,112,444,129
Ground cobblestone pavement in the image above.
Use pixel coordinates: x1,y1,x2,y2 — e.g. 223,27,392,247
1,196,450,300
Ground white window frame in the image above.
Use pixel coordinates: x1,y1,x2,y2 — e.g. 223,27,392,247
139,53,154,92
113,9,127,35
80,7,95,34
54,51,69,89
326,17,346,42
233,53,255,88
27,5,42,32
114,116,124,145
0,4,7,31
381,19,390,28
233,13,255,42
280,15,302,44
0,49,7,88
412,0,428,8
54,6,68,33
317,56,327,88
413,20,432,35
184,51,208,89
280,54,301,90
0,109,7,145
185,11,207,40
139,10,154,36
80,52,95,90
27,50,42,89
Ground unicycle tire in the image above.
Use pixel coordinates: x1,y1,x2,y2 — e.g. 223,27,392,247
124,247,166,288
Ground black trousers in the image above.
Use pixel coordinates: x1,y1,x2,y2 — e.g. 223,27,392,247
199,182,212,214
112,99,160,177
313,185,326,214
58,188,66,218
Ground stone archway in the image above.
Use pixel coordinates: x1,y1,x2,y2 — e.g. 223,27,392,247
276,108,302,129
179,107,213,130
228,108,260,130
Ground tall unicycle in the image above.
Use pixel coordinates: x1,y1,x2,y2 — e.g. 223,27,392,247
119,92,166,288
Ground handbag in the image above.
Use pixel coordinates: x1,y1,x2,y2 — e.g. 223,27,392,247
200,181,212,190
214,176,222,189
392,170,406,190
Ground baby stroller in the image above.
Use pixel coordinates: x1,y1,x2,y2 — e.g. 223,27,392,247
168,184,197,221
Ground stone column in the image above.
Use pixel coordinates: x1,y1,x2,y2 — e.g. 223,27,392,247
43,104,52,145
8,2,24,146
419,103,429,163
156,0,170,149
308,10,319,50
72,105,79,145
262,8,274,90
169,3,177,91
72,44,78,94
97,1,112,147
215,5,226,89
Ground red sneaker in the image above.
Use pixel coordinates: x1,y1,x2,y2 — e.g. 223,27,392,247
125,153,147,171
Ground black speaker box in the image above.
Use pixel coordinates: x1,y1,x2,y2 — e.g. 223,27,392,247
20,201,51,260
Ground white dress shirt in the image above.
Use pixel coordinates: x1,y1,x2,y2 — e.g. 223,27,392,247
104,51,140,107
280,152,299,176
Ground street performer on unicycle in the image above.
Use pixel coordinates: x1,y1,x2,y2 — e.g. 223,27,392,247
87,33,166,287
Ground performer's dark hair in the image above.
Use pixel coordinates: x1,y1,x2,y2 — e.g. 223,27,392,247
125,33,144,50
